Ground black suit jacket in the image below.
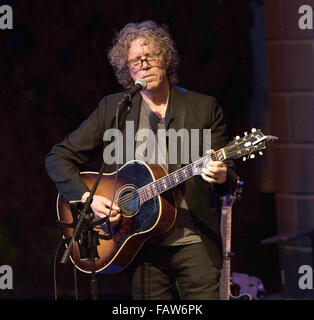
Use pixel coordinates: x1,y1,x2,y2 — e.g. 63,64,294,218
45,85,238,268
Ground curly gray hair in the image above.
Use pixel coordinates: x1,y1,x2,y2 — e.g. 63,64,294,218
108,20,179,89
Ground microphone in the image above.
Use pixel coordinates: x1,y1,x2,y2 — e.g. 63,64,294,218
117,79,147,129
122,79,147,103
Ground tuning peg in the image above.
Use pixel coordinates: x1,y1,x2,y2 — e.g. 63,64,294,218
244,132,248,136
242,156,247,161
250,154,255,159
251,128,257,133
235,135,240,140
259,151,263,156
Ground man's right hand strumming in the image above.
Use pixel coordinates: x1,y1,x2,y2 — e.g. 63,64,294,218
81,192,121,227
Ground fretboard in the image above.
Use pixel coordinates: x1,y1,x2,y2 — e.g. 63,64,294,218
138,148,226,204
220,185,249,300
219,199,233,300
220,258,231,300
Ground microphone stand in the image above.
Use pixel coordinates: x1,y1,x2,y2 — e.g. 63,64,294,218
59,160,110,300
59,93,132,300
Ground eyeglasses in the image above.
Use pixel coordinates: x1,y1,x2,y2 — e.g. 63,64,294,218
127,52,161,71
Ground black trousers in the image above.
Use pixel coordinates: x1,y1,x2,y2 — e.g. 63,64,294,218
127,242,220,300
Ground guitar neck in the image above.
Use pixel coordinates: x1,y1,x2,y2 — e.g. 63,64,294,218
137,127,275,204
138,148,226,203
220,258,231,300
220,199,234,300
221,205,232,254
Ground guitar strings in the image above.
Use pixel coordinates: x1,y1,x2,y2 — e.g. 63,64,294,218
118,132,258,207
116,149,222,209
116,156,204,208
114,152,214,209
111,140,256,210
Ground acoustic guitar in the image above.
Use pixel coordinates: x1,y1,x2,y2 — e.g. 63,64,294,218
56,129,277,274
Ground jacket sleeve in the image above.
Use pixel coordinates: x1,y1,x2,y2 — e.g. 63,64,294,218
208,98,238,196
45,99,107,202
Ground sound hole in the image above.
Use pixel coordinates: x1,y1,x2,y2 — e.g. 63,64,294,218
118,185,140,217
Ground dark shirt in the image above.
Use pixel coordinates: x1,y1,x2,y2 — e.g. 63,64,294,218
135,98,202,246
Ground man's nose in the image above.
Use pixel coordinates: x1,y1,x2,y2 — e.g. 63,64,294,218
141,58,150,70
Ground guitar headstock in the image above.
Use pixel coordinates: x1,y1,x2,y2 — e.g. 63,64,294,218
224,128,278,162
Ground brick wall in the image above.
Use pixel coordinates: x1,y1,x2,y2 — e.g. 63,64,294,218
264,0,314,298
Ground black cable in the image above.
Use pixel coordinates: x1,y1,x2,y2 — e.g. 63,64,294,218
72,237,79,300
54,237,79,300
53,239,65,300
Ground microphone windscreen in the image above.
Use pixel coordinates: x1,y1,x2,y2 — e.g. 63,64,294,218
135,79,147,89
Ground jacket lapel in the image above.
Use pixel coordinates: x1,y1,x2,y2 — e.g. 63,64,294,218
167,86,187,173
122,92,142,163
127,91,141,131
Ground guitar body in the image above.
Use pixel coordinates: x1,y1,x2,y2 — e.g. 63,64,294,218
57,160,176,274
229,282,252,300
230,294,252,300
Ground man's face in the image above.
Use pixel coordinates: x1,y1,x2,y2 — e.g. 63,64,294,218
127,37,169,92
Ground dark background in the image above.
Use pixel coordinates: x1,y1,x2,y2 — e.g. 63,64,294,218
0,0,280,299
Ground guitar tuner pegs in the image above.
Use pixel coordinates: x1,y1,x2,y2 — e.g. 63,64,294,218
259,151,263,156
251,128,257,133
242,156,247,161
250,154,255,159
244,132,248,136
235,135,240,140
